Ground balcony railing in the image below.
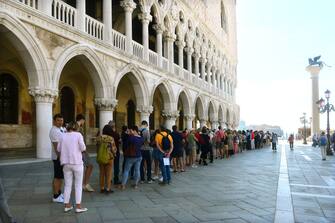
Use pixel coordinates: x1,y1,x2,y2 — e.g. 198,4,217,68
162,57,168,71
174,64,180,76
52,0,76,27
184,69,190,81
18,0,38,9
148,50,158,66
112,30,126,51
132,41,143,59
85,15,104,40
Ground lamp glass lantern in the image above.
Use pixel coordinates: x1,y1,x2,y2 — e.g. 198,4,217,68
325,89,331,99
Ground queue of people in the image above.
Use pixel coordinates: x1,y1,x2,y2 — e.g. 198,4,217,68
48,113,277,214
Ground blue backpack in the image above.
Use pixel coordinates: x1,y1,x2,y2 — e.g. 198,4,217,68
320,136,327,146
160,132,171,151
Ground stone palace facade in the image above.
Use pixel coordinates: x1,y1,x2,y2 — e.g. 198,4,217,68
0,0,239,158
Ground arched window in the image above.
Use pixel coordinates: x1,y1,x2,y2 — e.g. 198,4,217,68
127,100,135,127
221,2,227,32
0,74,18,124
60,86,75,124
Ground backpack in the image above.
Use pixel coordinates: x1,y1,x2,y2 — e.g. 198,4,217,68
320,136,327,146
160,132,171,151
97,142,112,164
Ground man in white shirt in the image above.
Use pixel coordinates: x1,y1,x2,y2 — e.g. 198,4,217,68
49,114,66,203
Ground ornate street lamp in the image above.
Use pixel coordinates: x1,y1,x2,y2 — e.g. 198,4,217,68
300,113,308,144
316,89,335,155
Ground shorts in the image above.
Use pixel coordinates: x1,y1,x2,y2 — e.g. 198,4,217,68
82,152,92,167
152,149,161,160
53,159,64,179
171,147,184,158
185,146,191,156
216,142,222,149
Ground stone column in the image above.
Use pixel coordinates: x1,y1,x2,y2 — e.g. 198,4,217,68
153,24,164,67
103,0,113,43
138,106,153,126
306,65,321,135
194,53,200,78
38,0,52,16
164,32,176,72
76,0,86,31
185,114,195,130
200,119,207,128
121,0,136,54
138,12,152,61
29,89,57,159
206,63,212,83
200,57,207,80
163,111,179,131
186,47,194,73
95,98,118,133
211,120,219,130
176,40,185,71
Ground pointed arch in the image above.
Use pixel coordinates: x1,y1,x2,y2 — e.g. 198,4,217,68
218,105,224,123
176,88,191,115
150,79,174,111
208,100,218,122
0,11,50,89
114,63,150,108
194,95,206,120
53,44,109,98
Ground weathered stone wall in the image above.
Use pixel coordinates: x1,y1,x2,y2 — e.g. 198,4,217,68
0,125,32,148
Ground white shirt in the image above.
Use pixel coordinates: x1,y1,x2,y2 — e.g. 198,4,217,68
49,126,66,160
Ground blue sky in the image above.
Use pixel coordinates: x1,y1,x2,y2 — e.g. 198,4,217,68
236,0,335,133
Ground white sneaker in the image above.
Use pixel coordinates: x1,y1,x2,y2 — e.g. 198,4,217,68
152,175,159,180
52,195,64,203
159,177,163,182
83,184,95,192
64,206,73,212
76,207,88,213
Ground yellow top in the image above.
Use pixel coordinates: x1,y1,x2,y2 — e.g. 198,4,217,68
155,131,173,148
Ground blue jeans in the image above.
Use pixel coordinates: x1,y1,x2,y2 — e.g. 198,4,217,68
158,152,171,183
122,157,142,186
140,150,152,181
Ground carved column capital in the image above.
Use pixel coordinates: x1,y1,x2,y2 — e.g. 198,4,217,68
164,32,176,42
138,12,152,24
175,40,185,49
184,114,195,121
95,98,118,111
120,0,136,12
185,46,194,55
162,110,179,119
137,105,153,115
153,24,164,34
29,87,58,103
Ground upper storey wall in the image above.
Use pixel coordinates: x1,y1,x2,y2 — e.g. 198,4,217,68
179,0,237,63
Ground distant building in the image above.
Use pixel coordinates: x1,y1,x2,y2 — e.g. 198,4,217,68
245,124,284,136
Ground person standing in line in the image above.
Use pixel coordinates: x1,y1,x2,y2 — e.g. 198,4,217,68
107,121,121,185
288,134,294,150
0,178,15,223
319,132,328,161
216,126,225,159
96,124,117,194
75,114,94,192
187,129,198,168
171,125,185,172
251,130,255,150
57,122,87,213
121,126,144,189
151,129,161,181
49,113,65,203
155,125,174,185
140,121,153,183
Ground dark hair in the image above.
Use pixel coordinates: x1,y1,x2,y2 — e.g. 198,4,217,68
66,121,77,132
122,125,128,132
53,113,63,121
102,124,113,136
76,114,85,122
141,120,148,126
129,125,139,132
218,126,222,130
201,126,207,134
172,125,177,131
